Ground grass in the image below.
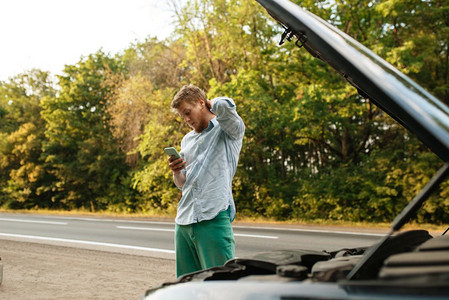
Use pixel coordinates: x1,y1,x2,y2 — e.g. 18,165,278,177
0,208,176,221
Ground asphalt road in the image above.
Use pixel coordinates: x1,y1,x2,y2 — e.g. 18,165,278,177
0,213,385,259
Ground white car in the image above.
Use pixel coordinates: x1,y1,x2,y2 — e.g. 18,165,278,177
142,0,449,299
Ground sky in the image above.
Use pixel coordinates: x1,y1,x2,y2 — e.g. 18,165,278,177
0,0,178,81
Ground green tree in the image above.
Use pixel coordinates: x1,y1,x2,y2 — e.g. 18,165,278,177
131,85,185,214
0,70,57,208
376,0,449,103
40,51,130,210
107,37,189,213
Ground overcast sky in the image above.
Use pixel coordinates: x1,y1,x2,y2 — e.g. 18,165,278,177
0,0,177,81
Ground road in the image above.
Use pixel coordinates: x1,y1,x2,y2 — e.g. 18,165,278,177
0,213,385,259
0,213,383,258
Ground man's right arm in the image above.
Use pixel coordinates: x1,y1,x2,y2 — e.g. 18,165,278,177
168,157,186,188
173,171,186,189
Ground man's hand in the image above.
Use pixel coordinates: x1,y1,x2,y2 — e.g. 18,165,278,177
168,156,186,174
206,99,213,112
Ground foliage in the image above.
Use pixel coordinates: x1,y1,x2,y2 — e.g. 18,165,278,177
39,51,130,210
0,0,448,225
0,70,56,208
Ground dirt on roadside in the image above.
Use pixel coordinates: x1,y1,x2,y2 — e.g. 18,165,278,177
0,239,175,300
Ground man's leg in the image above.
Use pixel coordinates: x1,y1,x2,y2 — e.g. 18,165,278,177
175,223,202,277
194,209,235,269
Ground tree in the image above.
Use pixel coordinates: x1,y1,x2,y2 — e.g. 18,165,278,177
0,70,57,208
40,51,130,210
1,0,447,224
376,0,449,103
131,85,186,214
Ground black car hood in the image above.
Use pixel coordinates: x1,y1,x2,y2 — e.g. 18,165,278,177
256,0,449,162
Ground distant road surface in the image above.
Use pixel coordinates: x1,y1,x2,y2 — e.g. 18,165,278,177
0,213,386,259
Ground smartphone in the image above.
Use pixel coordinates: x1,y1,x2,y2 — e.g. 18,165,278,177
164,147,181,160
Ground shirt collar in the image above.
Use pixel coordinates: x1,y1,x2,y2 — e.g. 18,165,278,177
204,117,217,132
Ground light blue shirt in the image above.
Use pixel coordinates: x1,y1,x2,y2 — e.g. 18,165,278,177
175,97,245,225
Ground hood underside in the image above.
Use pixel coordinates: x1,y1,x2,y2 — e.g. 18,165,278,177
257,0,449,162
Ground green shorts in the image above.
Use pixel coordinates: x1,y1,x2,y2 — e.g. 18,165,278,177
175,209,235,277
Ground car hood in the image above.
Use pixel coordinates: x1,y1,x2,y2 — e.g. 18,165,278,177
256,0,449,162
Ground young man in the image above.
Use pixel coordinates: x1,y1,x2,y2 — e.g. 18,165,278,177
168,84,245,277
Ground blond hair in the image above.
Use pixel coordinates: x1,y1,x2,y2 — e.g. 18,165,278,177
171,84,207,112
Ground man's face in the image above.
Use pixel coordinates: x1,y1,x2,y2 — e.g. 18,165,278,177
177,99,209,133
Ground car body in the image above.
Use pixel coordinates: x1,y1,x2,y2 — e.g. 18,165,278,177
142,0,449,299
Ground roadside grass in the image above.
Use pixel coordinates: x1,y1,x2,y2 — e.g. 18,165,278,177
234,215,446,233
0,207,176,221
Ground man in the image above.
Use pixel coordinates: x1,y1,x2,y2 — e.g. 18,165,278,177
168,84,245,277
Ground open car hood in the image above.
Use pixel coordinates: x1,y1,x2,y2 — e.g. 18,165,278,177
256,0,449,280
256,0,449,162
